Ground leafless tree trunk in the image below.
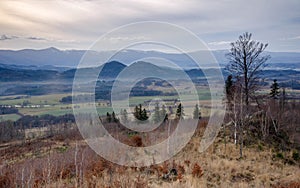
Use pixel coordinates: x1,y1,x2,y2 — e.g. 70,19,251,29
239,84,244,159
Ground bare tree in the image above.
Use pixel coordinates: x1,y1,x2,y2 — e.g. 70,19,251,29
226,32,270,106
225,33,270,158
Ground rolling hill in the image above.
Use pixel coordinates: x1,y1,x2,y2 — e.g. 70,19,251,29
1,60,300,96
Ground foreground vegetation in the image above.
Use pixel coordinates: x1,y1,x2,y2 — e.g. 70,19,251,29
0,117,299,188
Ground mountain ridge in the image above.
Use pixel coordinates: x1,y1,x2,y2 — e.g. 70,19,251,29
1,48,300,70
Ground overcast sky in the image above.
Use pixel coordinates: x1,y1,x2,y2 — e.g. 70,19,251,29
0,0,299,52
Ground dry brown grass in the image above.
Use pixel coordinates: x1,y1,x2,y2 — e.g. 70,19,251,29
192,163,203,178
0,120,299,188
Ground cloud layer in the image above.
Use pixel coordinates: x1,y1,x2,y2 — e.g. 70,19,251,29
0,0,299,51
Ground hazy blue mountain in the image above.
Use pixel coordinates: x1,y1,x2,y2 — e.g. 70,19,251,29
2,59,300,83
0,61,127,82
0,63,70,72
60,61,126,80
0,63,38,70
0,47,85,67
116,61,184,80
0,67,58,82
1,47,299,69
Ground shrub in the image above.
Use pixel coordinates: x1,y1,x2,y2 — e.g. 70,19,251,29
257,143,263,151
135,175,147,188
131,135,143,147
292,151,299,161
184,160,190,167
192,163,203,178
0,174,12,188
276,152,284,159
161,161,169,174
178,164,185,174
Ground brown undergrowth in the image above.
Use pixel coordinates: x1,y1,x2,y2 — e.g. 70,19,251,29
0,119,299,187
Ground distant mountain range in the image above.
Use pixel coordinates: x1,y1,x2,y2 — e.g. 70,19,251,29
0,61,126,82
1,60,300,96
1,60,299,83
1,47,300,97
0,60,201,82
0,47,300,70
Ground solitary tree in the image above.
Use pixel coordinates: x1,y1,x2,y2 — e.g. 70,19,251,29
226,32,270,106
106,112,112,123
176,103,184,119
152,102,161,123
270,79,280,99
112,111,118,123
120,109,128,123
134,104,142,120
226,32,270,159
193,104,201,119
141,108,149,121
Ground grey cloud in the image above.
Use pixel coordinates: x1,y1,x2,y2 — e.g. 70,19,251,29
1,35,49,41
280,36,300,41
208,41,232,46
27,37,47,41
0,34,18,41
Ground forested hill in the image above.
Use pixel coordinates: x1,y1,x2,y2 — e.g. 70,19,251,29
1,61,300,83
0,61,126,82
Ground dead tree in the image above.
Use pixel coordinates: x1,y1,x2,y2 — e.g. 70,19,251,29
226,32,270,107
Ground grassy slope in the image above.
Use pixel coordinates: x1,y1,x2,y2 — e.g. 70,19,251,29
0,122,299,188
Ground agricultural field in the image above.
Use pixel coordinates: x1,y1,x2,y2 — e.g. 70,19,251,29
0,114,21,122
0,93,68,106
0,84,216,121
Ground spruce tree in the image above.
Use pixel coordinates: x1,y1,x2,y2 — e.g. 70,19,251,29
225,75,234,107
112,111,118,123
176,103,184,119
134,105,140,120
141,108,149,121
106,112,112,123
270,79,280,99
